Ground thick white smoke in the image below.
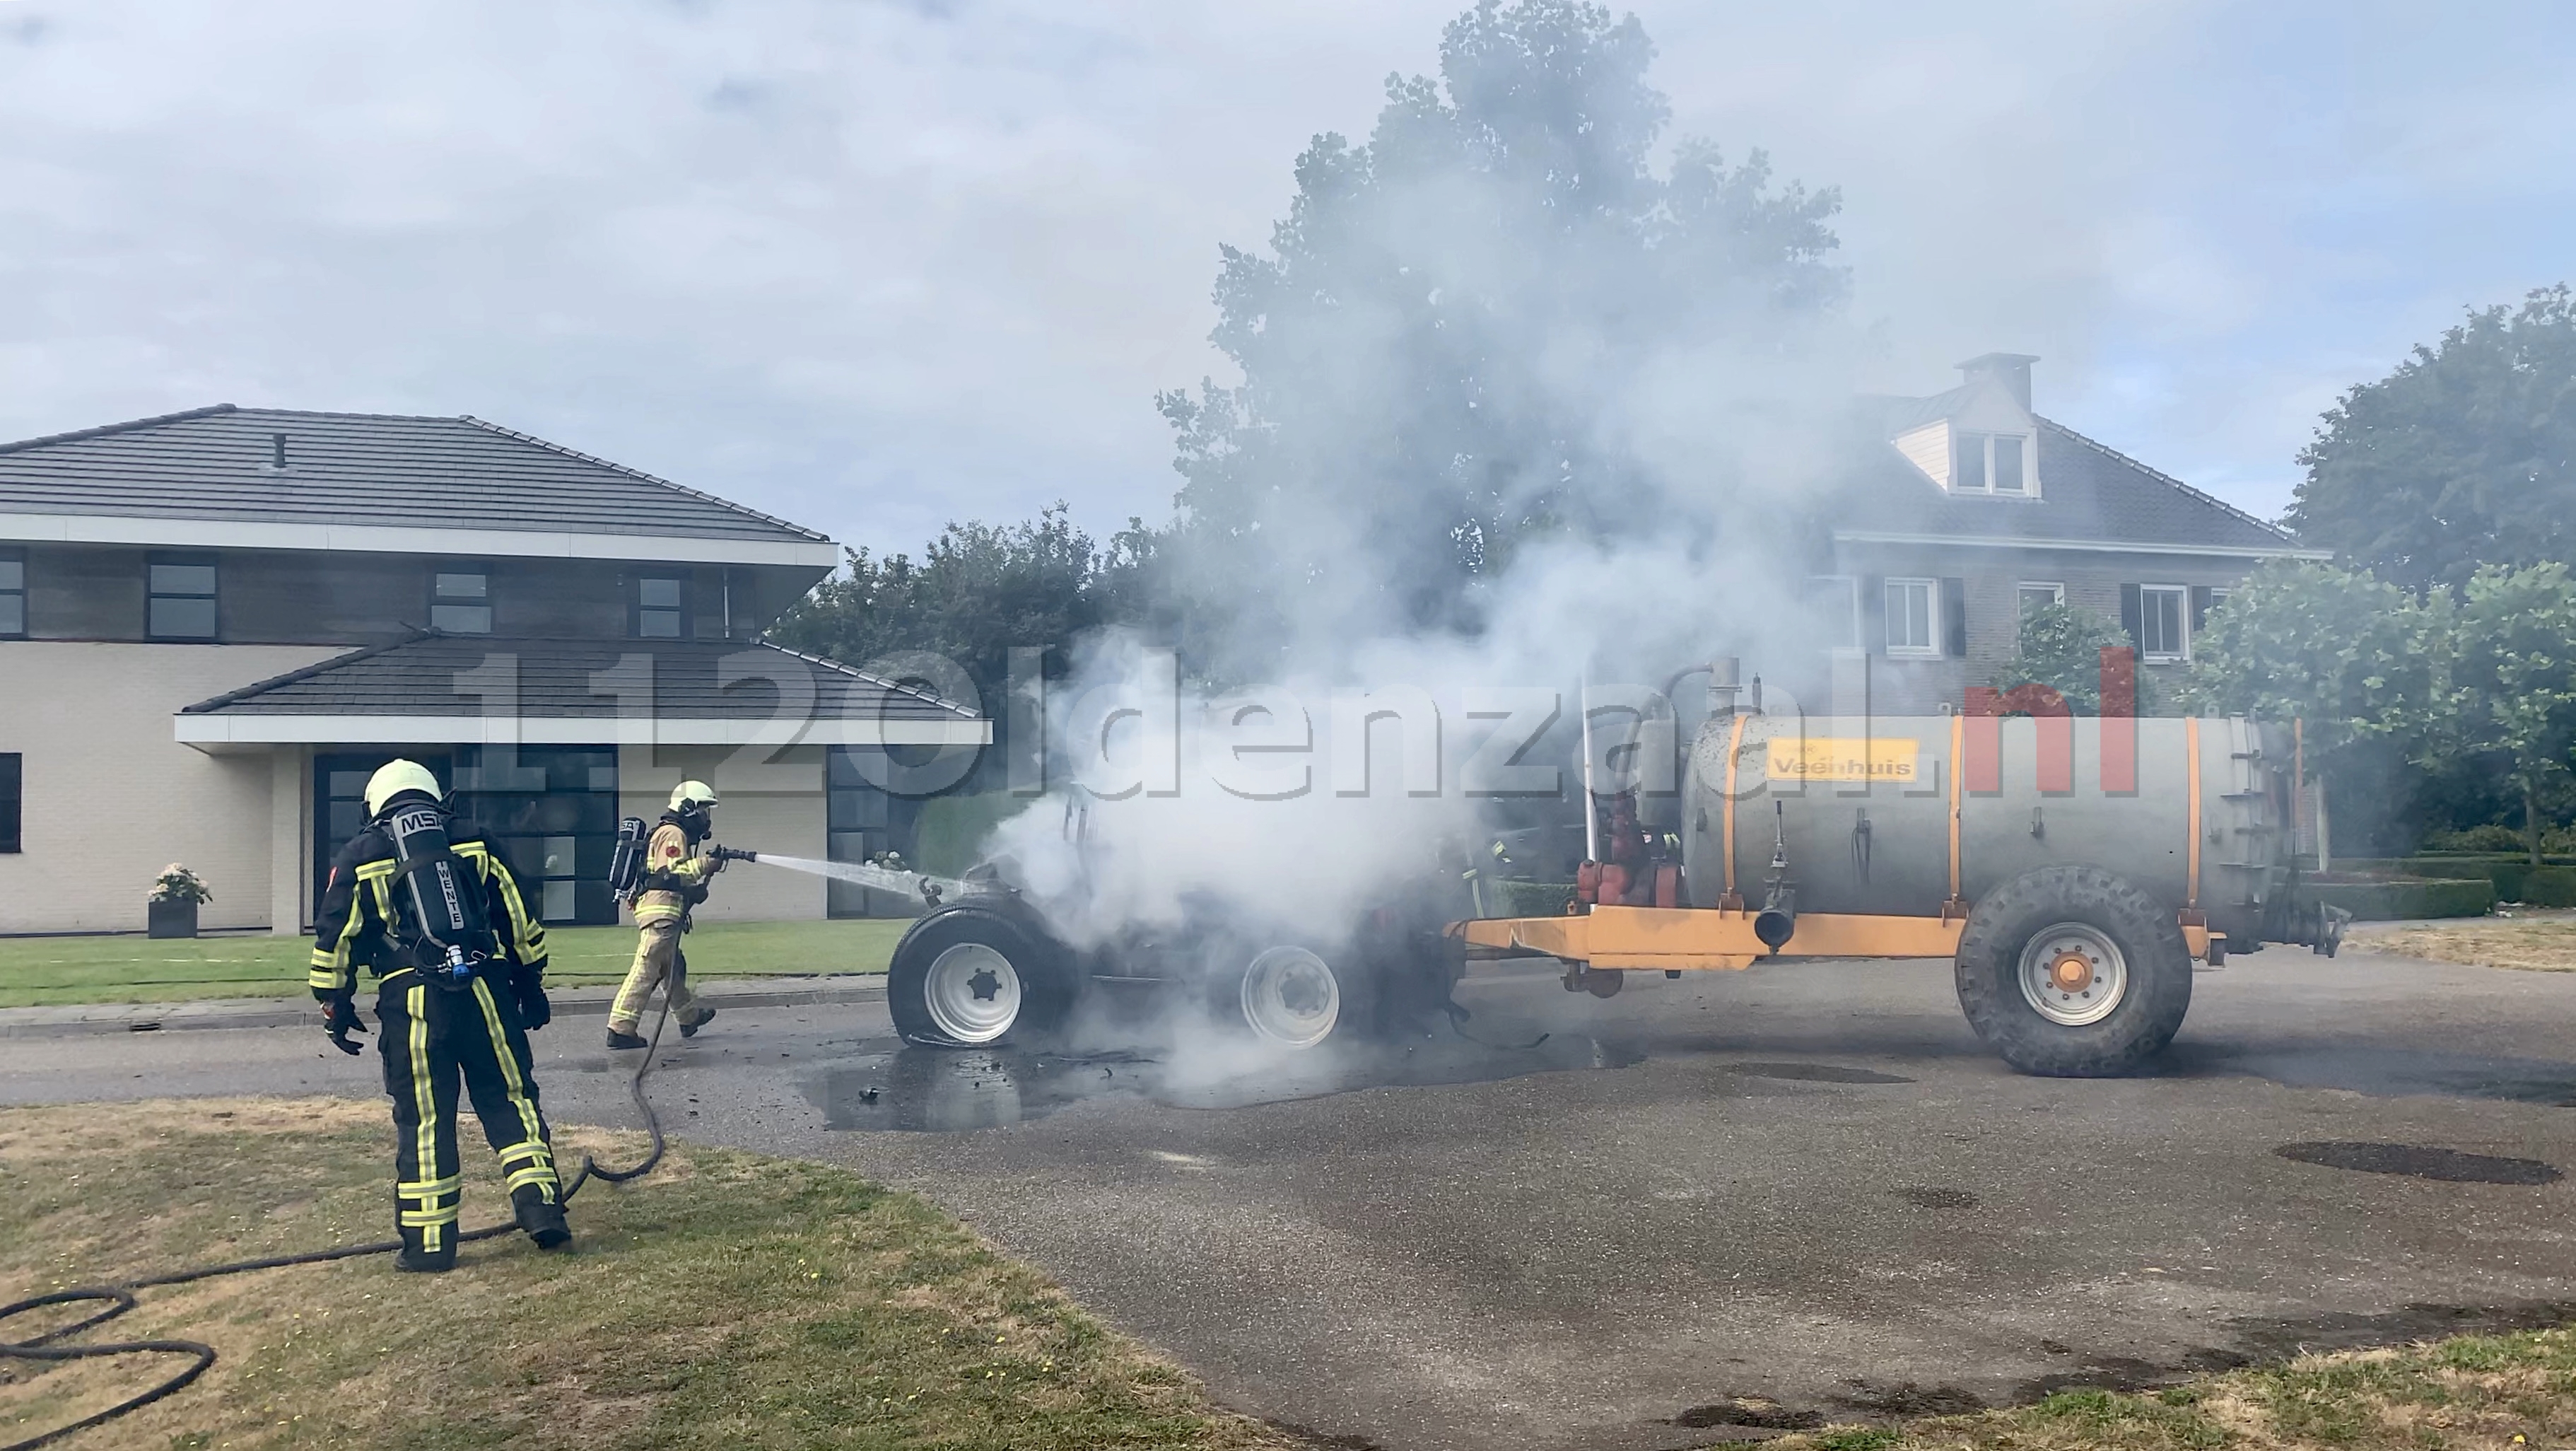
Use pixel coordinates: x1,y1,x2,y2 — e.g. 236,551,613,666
973,4,1870,960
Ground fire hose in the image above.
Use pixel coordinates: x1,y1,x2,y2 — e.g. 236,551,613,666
0,972,684,1451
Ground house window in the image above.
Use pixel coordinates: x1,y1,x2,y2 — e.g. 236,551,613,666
1884,578,1939,658
0,550,23,638
431,566,493,634
2138,585,2188,662
2018,582,2065,615
1805,576,1859,649
0,753,19,853
147,555,218,640
1953,433,2032,495
635,576,687,639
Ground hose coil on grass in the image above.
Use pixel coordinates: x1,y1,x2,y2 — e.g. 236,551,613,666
1,990,677,1450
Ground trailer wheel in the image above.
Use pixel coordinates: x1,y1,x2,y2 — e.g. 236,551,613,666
1216,944,1371,1049
1955,865,2191,1077
888,909,1072,1048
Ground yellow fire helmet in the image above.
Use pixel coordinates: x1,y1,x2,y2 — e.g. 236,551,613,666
363,759,444,817
669,780,719,813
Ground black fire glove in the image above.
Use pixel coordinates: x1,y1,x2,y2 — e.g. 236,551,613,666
515,968,552,1031
320,991,367,1056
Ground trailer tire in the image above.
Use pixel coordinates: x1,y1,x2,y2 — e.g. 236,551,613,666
888,908,1074,1049
1955,865,2191,1077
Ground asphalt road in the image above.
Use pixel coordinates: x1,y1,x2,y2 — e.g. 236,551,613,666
13,946,2576,1451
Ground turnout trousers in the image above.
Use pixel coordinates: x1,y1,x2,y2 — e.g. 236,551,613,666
376,973,561,1266
609,919,705,1034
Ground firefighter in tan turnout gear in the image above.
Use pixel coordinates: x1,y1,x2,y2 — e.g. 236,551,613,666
310,759,570,1274
607,780,726,1049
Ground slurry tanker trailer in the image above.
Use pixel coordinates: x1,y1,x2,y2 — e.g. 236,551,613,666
883,658,2343,1077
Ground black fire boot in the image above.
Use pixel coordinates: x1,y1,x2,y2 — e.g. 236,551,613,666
605,1027,648,1050
394,1243,456,1274
678,1007,716,1039
515,1199,573,1251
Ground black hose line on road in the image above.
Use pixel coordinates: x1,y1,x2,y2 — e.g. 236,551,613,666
0,990,677,1451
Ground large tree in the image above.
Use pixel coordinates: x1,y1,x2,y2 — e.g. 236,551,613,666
2423,562,2576,865
2180,561,2441,860
769,504,1140,716
2288,285,2576,593
1154,0,1846,676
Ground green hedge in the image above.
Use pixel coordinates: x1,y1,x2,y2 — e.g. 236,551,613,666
910,793,1032,878
2307,877,2495,921
2333,856,2576,906
1477,880,1578,919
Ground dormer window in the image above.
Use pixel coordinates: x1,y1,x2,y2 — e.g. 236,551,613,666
1956,432,2032,495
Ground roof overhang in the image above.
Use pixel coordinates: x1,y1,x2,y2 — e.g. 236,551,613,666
1833,530,2331,560
176,714,992,754
1,511,840,569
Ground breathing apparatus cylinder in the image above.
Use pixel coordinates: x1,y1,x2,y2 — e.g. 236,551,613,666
381,791,497,985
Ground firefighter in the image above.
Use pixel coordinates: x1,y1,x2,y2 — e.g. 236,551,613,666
607,779,725,1049
310,759,569,1274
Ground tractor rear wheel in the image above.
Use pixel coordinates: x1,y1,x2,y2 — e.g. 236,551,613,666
1211,943,1374,1049
1954,865,2191,1077
888,909,1073,1048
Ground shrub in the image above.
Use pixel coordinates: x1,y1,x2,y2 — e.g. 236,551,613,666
2306,877,2494,921
149,863,213,905
2420,823,2529,853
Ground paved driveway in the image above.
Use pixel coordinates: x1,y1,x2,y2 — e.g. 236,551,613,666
11,947,2576,1450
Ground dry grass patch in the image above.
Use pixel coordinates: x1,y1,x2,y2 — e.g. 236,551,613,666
1773,1330,2576,1451
1,1096,1301,1450
2361,917,2576,972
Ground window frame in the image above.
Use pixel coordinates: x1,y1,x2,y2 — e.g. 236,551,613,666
2138,583,2189,663
1951,431,2036,497
0,752,19,853
633,573,689,640
0,547,24,639
146,553,220,641
1805,574,1860,651
1883,576,1941,659
2017,581,2066,615
430,562,493,635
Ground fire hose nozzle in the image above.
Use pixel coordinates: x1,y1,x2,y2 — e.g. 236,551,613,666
713,846,759,865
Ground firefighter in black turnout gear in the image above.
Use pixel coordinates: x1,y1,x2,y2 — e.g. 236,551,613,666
310,759,570,1273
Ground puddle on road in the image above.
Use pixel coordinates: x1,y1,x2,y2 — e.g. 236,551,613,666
2274,1140,2563,1184
810,1035,1649,1133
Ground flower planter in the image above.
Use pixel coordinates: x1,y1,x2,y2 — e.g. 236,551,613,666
148,898,200,939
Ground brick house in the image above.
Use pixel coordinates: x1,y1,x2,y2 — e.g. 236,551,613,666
1799,354,2327,713
0,404,986,936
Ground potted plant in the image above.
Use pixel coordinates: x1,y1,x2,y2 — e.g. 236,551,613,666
148,863,212,938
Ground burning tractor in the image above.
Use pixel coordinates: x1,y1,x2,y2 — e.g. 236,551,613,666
882,658,2345,1076
882,793,1465,1051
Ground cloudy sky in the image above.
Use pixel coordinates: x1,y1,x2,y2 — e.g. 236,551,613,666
2,0,2568,554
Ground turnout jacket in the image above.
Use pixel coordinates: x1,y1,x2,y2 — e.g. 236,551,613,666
631,814,718,927
310,823,549,999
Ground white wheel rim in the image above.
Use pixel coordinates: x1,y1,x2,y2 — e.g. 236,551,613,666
2018,922,2129,1027
1239,945,1340,1049
925,943,1022,1044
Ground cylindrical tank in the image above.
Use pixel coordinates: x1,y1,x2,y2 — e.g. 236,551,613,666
1680,713,2293,948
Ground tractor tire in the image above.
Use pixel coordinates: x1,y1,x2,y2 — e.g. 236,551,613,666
887,907,1074,1049
1209,941,1374,1050
1954,865,2191,1078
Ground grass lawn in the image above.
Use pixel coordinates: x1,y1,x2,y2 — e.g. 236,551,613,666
1769,1332,2576,1451
0,1097,1300,1451
0,919,907,1008
2359,916,2576,973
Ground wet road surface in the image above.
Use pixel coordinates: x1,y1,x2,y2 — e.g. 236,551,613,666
12,947,2576,1451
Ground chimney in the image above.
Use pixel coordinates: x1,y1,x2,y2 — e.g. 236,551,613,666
1956,352,2038,412
271,432,289,470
